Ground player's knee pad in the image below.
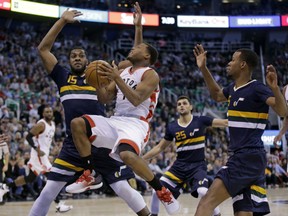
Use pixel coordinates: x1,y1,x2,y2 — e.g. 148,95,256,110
197,187,208,198
24,171,37,183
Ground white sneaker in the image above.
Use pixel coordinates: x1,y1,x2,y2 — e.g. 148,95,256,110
56,201,73,213
66,170,103,194
156,187,180,215
0,183,9,203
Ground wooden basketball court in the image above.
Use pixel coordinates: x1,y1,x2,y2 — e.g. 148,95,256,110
1,188,287,215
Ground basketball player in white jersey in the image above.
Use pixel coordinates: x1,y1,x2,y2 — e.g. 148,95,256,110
66,25,180,216
274,84,288,147
0,106,72,212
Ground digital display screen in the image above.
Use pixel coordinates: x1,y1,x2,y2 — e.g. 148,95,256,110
109,12,159,26
0,0,11,10
11,0,58,18
59,7,108,23
160,16,177,26
177,15,229,28
281,15,288,26
229,16,280,28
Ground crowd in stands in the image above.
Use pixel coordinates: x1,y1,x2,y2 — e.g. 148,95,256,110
268,41,288,87
0,15,287,202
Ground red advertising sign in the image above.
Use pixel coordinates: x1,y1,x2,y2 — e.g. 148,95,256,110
281,15,288,26
109,12,159,26
0,0,11,10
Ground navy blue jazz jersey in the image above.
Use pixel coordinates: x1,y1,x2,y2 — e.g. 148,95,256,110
50,64,105,156
165,116,213,163
223,80,274,152
218,80,272,215
48,64,134,183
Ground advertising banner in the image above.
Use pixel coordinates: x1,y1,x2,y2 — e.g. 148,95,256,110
11,0,58,18
109,12,159,26
177,15,229,28
59,6,108,23
229,16,280,28
281,15,288,26
0,0,10,10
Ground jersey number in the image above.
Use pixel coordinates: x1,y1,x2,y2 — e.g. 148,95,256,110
68,75,77,84
175,131,186,141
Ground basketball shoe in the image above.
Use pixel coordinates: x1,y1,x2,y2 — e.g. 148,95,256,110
156,186,180,215
56,201,73,213
0,183,9,203
66,170,103,193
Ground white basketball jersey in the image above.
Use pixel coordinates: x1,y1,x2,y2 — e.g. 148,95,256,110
114,66,160,122
31,119,55,157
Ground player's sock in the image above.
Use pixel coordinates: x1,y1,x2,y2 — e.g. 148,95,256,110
81,155,94,173
147,176,162,191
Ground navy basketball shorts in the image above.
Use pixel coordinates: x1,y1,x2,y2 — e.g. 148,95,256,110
160,160,208,199
216,148,270,215
48,142,134,185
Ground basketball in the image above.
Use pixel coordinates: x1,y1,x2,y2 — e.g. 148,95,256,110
85,60,111,89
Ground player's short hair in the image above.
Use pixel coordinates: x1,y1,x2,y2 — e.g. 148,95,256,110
42,105,52,114
177,95,191,104
68,47,88,59
236,49,258,72
144,42,158,65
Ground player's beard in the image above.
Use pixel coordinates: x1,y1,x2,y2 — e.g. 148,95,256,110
71,65,86,76
44,116,53,122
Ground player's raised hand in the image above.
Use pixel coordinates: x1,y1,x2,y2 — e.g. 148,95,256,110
193,44,207,70
266,64,278,89
133,2,142,27
98,61,120,81
273,134,282,148
61,9,83,23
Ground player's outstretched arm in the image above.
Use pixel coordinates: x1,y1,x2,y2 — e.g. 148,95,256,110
274,116,288,148
142,139,172,160
193,44,227,102
118,2,143,70
38,9,82,74
265,65,288,117
211,119,228,128
133,2,143,46
274,85,288,148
